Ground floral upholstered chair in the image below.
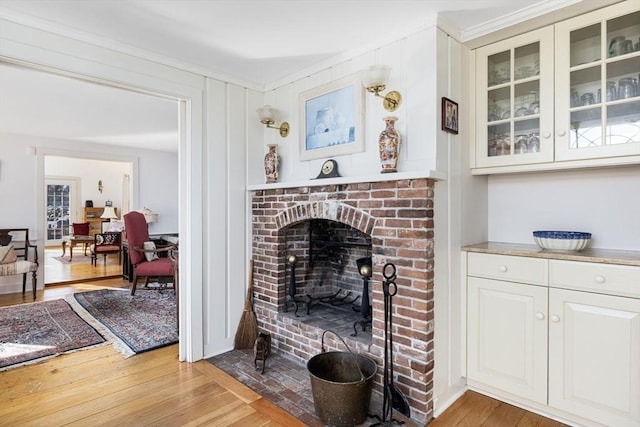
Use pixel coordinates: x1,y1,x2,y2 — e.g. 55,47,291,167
90,232,122,266
0,228,38,300
122,211,176,296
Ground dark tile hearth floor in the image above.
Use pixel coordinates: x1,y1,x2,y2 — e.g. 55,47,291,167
207,348,418,427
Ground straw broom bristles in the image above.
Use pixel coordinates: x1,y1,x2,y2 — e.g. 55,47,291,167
233,260,258,349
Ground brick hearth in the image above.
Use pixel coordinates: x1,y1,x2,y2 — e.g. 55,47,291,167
251,178,435,424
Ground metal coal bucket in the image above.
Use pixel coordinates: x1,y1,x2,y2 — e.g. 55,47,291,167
307,330,377,427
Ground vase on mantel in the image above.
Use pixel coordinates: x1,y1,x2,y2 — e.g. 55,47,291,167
378,116,400,173
264,144,280,183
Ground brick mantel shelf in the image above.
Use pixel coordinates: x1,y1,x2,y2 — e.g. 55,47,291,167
247,170,445,191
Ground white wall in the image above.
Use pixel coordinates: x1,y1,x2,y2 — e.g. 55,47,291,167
253,24,469,416
0,132,179,236
251,25,445,185
487,166,640,250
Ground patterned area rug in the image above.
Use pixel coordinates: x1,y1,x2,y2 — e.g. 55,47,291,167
0,299,106,370
52,254,93,264
69,289,178,357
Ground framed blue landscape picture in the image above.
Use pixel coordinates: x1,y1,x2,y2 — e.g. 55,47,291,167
299,74,364,161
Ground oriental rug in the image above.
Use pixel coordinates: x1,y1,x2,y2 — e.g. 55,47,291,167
52,254,93,264
0,299,106,370
69,288,178,357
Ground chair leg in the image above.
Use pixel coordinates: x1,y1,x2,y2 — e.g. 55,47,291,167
103,254,107,265
31,271,37,300
22,273,26,295
131,271,138,295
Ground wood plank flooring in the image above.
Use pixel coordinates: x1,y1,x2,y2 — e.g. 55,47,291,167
0,259,567,426
0,279,304,426
430,391,568,426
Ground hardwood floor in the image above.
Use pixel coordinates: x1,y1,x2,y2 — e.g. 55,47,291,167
44,246,122,285
430,391,568,426
0,279,304,426
1,261,566,426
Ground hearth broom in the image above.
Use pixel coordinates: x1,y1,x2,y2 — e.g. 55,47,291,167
234,260,259,349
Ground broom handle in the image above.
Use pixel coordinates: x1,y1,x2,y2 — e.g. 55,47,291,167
246,260,254,306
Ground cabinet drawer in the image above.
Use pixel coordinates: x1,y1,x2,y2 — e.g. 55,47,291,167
549,260,640,299
467,253,548,286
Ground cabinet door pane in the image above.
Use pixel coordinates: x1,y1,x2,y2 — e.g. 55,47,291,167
570,24,601,67
570,108,602,148
607,101,640,145
606,11,639,59
515,42,540,80
488,50,510,87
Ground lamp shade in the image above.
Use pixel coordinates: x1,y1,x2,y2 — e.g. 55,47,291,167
257,105,277,123
100,206,118,219
362,65,390,88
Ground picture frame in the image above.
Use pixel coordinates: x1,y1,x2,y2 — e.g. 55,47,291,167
442,97,459,134
299,74,364,161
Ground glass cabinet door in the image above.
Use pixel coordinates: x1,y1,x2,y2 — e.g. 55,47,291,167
475,27,554,168
555,3,640,161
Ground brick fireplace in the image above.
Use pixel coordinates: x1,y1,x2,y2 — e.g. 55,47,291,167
251,178,435,424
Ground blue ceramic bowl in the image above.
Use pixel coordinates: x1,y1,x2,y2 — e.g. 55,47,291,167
533,231,591,251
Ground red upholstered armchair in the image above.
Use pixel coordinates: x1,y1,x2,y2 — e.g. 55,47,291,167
123,211,176,296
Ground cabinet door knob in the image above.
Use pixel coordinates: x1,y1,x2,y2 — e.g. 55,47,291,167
499,265,508,272
551,314,560,323
557,130,566,137
594,275,606,284
535,312,546,320
543,132,551,139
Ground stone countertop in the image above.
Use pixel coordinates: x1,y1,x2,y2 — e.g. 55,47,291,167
462,242,640,267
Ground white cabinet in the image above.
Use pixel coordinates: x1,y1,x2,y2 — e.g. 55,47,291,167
467,277,548,404
472,0,640,174
474,27,555,169
549,288,640,427
465,250,640,427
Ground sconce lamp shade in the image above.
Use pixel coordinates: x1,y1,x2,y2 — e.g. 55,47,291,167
100,206,118,219
362,65,391,90
257,105,290,137
362,65,401,112
140,207,158,224
257,105,277,125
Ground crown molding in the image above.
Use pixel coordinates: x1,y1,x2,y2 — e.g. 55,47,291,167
461,0,623,49
0,7,266,92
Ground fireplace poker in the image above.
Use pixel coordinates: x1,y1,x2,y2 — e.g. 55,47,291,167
371,262,410,426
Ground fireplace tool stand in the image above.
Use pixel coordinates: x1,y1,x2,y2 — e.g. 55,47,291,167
370,262,411,426
352,257,372,336
285,255,306,316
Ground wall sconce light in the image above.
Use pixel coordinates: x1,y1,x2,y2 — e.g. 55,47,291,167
98,180,104,193
257,105,290,137
362,65,402,112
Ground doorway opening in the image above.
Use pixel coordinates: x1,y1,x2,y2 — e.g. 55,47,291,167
44,157,134,285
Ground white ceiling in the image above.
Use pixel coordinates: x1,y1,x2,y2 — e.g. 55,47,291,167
0,0,574,151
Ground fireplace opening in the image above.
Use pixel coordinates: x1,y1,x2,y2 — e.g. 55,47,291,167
252,180,436,423
282,219,373,344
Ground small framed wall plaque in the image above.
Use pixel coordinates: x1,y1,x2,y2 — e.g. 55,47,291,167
442,97,459,134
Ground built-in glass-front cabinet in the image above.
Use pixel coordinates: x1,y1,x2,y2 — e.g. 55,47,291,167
473,1,640,173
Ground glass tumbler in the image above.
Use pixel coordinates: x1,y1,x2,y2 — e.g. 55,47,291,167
618,78,637,99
